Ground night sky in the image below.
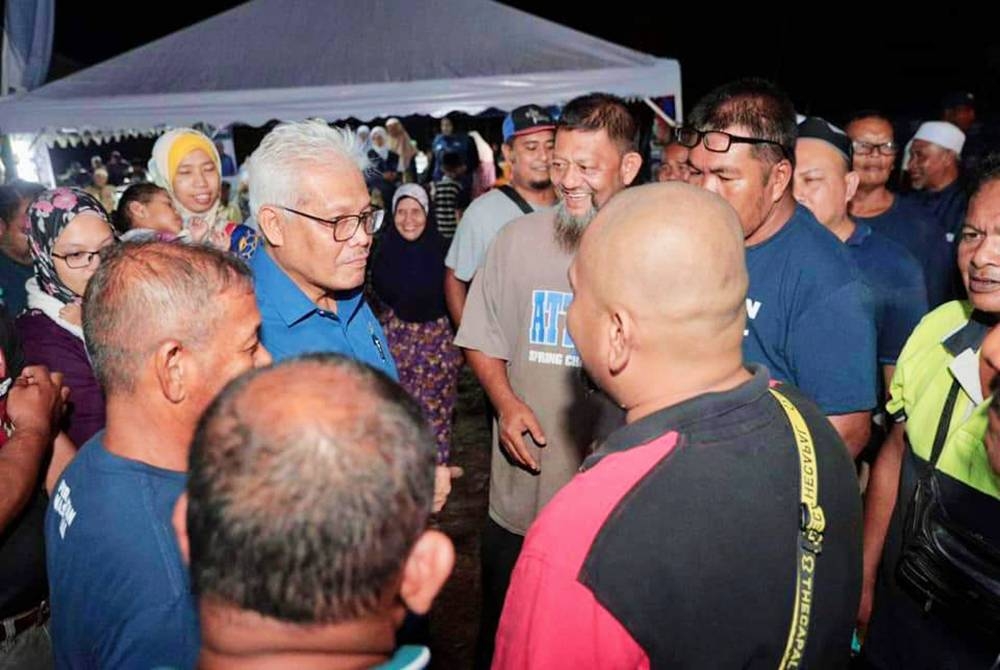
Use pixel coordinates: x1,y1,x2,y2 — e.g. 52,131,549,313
48,2,1000,126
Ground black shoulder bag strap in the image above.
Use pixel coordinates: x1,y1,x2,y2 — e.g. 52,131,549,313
497,184,534,216
925,379,963,475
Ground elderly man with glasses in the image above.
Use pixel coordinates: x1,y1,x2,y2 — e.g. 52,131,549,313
683,78,877,458
245,120,396,377
846,111,955,307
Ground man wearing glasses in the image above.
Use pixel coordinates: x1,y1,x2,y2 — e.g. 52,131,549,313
683,78,877,457
847,112,955,308
245,121,396,377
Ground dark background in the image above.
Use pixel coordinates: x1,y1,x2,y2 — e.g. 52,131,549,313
34,2,1000,175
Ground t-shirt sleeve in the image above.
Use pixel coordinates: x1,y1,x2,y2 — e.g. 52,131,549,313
446,201,484,281
788,280,878,414
453,232,511,360
886,316,926,421
493,552,646,670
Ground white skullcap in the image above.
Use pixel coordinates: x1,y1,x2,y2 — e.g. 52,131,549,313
914,121,966,156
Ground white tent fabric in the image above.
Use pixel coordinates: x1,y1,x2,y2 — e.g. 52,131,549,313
0,0,681,133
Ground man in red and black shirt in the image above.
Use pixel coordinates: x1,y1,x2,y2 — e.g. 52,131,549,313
493,182,863,669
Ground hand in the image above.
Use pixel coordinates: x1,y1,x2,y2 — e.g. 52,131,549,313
7,366,69,440
208,226,232,252
433,465,464,513
496,398,546,472
58,302,82,327
187,217,210,243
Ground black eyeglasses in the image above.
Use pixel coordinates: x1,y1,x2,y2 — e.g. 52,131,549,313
675,127,791,159
280,206,384,242
851,140,897,156
51,239,116,269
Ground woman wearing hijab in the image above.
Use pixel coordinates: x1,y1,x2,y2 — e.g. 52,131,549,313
386,118,418,183
16,188,117,447
148,128,239,250
366,126,400,209
371,184,463,464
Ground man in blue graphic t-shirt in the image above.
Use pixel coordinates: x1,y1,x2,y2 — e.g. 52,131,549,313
45,242,271,669
684,78,877,457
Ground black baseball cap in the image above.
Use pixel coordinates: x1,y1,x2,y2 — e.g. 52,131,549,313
797,116,852,164
502,105,556,143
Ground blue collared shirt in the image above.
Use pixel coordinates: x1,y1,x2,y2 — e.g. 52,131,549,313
250,246,398,379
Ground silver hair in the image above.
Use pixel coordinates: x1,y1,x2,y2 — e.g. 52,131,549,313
247,120,370,218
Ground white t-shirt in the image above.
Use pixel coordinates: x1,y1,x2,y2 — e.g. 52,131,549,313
444,187,545,281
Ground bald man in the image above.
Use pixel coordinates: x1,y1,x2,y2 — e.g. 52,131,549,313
795,117,927,396
493,183,863,669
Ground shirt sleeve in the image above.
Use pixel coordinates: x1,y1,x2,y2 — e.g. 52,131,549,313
493,552,647,670
446,201,484,281
453,230,511,360
886,318,924,421
788,280,878,414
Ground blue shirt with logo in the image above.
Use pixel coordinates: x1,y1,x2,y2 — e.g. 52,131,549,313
744,205,877,414
846,223,928,365
45,433,198,669
250,246,397,378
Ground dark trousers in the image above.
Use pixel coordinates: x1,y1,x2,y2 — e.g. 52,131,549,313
474,517,524,670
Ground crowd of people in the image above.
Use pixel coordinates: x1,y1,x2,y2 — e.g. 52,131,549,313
0,77,997,669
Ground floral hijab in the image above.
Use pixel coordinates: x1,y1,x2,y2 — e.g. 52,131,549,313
27,187,115,305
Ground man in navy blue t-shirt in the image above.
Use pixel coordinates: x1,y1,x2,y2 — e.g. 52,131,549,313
846,112,956,308
45,242,271,669
683,79,877,456
794,117,928,394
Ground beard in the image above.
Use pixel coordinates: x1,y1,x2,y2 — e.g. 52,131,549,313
527,178,552,191
554,198,598,252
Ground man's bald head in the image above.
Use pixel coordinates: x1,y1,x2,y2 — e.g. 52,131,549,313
186,354,437,625
567,183,748,408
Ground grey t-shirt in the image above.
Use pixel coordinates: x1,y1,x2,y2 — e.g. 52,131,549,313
445,187,544,282
455,209,622,535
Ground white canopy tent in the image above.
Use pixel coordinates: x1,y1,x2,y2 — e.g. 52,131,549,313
0,0,681,134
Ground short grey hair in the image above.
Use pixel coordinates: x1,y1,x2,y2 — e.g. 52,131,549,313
83,240,254,394
247,120,369,218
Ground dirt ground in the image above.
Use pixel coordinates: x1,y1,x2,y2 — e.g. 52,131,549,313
428,367,492,669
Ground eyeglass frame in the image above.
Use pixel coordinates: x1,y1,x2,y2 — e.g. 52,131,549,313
675,127,792,160
51,240,116,269
850,140,897,156
279,206,384,242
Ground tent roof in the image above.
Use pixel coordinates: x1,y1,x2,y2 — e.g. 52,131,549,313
0,0,680,133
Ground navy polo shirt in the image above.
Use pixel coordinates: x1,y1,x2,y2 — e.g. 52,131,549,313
250,246,398,378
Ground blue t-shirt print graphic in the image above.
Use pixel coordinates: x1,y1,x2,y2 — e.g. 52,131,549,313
528,290,582,368
745,297,763,336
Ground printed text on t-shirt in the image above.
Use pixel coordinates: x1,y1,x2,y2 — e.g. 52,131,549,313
528,290,581,367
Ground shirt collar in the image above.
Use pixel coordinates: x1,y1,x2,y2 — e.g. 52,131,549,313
585,364,771,470
845,222,873,247
251,245,364,327
941,309,995,405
